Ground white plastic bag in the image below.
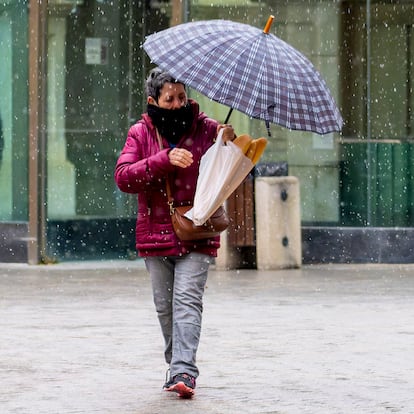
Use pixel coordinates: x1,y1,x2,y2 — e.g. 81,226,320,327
185,129,254,226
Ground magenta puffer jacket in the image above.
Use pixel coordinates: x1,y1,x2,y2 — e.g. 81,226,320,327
114,99,220,257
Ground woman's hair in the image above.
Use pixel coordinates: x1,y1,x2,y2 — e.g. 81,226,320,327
145,67,184,102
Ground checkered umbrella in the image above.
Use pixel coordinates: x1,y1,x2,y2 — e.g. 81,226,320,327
143,17,343,135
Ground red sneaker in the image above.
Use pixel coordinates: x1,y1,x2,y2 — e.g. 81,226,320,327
164,373,196,399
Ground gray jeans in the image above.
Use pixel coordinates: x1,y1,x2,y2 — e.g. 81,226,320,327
144,253,212,378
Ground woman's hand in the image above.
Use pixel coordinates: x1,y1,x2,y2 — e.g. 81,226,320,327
217,124,236,142
168,147,193,168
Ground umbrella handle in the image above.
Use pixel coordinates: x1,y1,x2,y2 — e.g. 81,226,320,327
224,108,233,124
263,15,274,34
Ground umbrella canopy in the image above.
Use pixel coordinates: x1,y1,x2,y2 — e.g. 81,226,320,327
143,17,343,135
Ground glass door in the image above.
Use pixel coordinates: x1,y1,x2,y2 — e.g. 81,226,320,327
45,0,150,261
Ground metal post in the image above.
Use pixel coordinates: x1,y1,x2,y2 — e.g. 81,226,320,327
170,0,186,26
366,0,372,226
28,0,48,264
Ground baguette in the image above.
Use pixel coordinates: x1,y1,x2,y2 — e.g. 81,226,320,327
246,140,257,161
233,134,252,154
251,137,267,164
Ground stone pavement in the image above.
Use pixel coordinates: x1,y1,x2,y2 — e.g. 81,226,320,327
1,260,414,414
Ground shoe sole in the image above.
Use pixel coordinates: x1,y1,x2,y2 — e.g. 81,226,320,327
165,382,194,399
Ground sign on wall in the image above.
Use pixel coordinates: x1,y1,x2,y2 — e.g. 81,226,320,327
85,38,108,65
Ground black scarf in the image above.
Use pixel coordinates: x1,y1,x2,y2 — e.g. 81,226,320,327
147,103,194,145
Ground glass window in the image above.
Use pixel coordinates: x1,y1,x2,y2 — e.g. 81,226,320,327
47,0,139,221
340,1,414,227
45,0,159,260
0,0,29,221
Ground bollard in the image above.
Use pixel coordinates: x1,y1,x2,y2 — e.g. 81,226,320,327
255,176,302,269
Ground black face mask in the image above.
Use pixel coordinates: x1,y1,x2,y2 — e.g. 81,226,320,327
147,103,194,144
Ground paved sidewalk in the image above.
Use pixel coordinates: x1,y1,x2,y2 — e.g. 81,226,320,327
1,261,413,413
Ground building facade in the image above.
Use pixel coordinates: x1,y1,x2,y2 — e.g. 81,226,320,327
1,0,414,264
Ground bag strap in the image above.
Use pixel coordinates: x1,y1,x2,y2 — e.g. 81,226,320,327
156,129,175,215
165,180,174,215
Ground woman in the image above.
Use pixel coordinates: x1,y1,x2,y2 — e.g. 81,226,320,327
114,67,234,398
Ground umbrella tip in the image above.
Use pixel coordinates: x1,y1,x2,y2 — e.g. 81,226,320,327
263,15,274,34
